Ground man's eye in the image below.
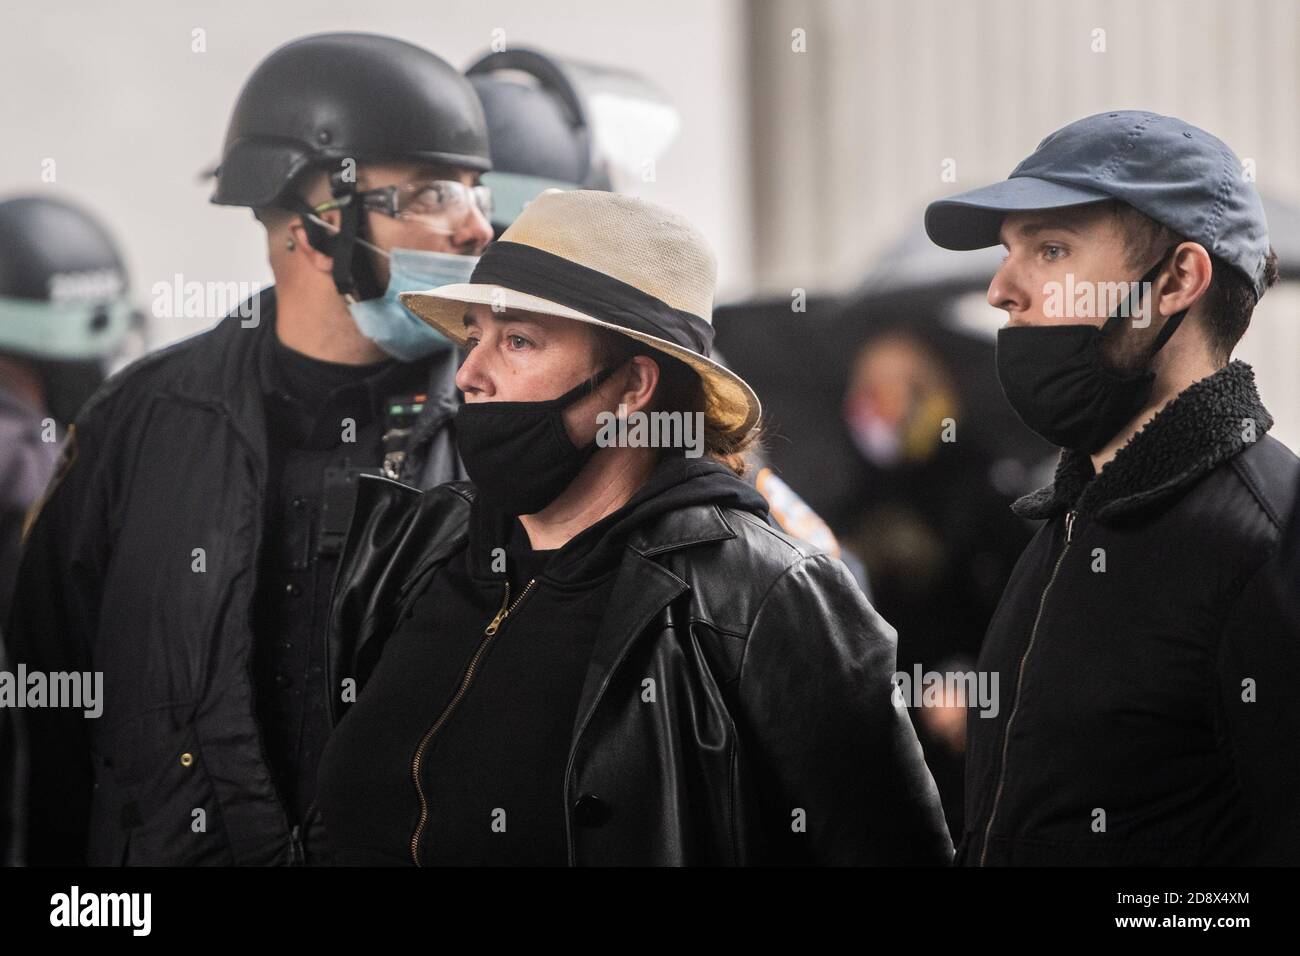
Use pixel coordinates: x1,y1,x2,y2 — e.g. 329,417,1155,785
506,334,531,349
406,184,450,213
1042,244,1066,261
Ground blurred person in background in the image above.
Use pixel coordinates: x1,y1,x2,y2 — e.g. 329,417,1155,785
927,110,1300,865
0,195,136,865
839,327,1033,664
6,32,494,865
837,325,1032,837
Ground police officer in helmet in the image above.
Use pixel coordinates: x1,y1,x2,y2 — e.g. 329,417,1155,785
7,32,492,865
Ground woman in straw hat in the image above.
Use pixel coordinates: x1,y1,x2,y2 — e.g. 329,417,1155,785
314,190,951,865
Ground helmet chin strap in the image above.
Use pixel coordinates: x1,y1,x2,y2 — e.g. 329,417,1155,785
282,186,386,304
297,211,390,261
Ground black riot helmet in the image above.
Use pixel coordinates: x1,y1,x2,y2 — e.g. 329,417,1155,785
0,195,137,424
212,32,492,298
467,48,679,234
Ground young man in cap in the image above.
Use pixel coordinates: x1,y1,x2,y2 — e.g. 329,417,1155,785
7,33,493,865
926,110,1300,865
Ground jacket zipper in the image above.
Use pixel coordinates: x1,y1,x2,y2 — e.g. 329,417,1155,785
408,576,538,865
978,508,1076,866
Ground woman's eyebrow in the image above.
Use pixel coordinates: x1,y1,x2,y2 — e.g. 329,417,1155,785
461,311,545,330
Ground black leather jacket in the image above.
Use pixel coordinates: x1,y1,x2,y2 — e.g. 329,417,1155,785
325,473,954,865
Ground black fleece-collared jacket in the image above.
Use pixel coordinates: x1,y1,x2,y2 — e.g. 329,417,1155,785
960,360,1300,866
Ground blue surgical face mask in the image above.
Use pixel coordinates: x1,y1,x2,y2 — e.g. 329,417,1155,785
347,247,479,361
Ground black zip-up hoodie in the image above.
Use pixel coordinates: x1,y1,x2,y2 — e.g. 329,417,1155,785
317,453,769,865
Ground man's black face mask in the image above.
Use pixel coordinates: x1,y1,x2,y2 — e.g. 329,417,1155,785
995,245,1190,454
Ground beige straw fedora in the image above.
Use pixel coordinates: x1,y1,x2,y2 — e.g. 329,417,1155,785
398,189,761,437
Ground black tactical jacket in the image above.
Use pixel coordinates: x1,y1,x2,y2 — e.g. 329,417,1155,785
6,289,463,865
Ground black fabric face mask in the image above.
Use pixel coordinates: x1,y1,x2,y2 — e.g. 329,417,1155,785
995,247,1189,454
455,363,621,516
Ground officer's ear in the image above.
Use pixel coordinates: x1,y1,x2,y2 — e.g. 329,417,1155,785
287,213,338,275
280,166,341,273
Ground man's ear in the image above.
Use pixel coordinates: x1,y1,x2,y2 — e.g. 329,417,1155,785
1159,241,1213,318
288,211,338,275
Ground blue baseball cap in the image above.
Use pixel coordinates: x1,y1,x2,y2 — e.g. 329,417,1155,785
924,110,1271,299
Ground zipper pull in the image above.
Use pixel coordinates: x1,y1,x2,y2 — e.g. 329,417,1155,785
484,578,538,635
1065,510,1077,543
485,581,511,635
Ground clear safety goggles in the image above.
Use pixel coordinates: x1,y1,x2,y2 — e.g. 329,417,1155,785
314,180,493,237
